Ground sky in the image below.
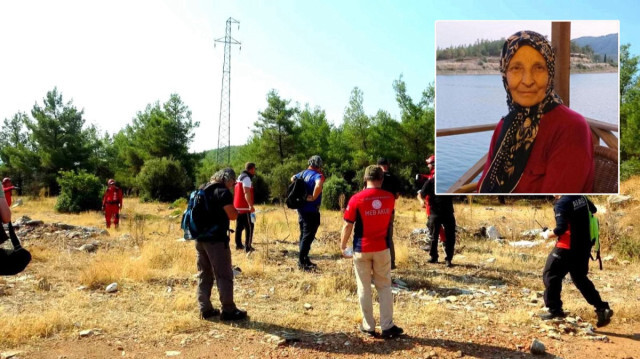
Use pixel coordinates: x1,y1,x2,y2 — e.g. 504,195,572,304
1,0,639,153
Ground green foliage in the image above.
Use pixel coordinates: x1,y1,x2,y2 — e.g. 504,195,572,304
137,157,192,202
266,160,306,201
621,158,640,181
621,44,640,161
114,94,199,189
322,176,353,210
254,90,299,167
437,39,504,60
620,44,639,98
252,174,271,204
55,170,103,213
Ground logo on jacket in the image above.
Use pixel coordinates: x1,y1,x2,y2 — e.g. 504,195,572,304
372,200,382,209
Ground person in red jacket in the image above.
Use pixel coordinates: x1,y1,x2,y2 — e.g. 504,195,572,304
2,178,18,207
477,30,594,193
102,179,123,229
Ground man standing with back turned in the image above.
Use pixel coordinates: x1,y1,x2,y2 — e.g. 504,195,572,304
196,168,247,321
292,155,325,271
340,165,403,339
539,195,613,327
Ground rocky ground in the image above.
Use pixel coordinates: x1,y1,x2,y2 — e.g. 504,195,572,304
1,195,639,359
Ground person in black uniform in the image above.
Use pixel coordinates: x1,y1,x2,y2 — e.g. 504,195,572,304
539,195,613,327
417,159,456,267
377,158,400,270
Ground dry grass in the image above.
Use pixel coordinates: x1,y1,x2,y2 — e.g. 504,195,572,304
1,186,639,349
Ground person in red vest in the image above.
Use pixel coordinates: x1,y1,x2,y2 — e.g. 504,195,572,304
233,162,256,252
2,178,18,207
102,179,123,229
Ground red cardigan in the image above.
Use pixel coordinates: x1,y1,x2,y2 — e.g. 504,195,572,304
478,105,594,193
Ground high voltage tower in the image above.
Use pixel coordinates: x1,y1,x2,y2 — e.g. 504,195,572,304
214,17,241,165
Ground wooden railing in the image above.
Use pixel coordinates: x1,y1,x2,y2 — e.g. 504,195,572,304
438,118,618,193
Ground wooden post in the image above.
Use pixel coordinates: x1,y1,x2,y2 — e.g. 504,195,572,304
552,22,571,107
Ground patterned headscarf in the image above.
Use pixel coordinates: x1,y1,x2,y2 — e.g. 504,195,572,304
479,30,564,193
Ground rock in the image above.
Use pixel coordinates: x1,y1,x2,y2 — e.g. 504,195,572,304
603,254,614,262
530,338,546,355
10,199,23,208
455,350,463,357
1,351,24,359
521,228,544,237
106,283,118,293
445,295,458,302
486,226,501,240
412,228,428,235
264,334,287,346
79,329,94,337
37,277,52,291
165,351,181,357
486,257,496,263
607,195,632,206
232,266,242,277
77,242,98,253
585,335,609,342
547,332,561,340
509,240,542,248
304,303,313,310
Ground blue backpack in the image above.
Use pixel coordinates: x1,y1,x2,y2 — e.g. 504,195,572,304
181,184,219,240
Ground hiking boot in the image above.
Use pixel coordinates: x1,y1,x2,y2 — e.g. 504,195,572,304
245,246,256,253
200,308,220,320
236,244,245,251
445,260,453,268
428,257,438,264
359,326,377,338
381,325,404,339
220,308,247,321
305,258,318,268
298,262,314,272
596,308,613,327
538,310,566,320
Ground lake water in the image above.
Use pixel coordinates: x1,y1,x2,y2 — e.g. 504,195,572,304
435,73,618,193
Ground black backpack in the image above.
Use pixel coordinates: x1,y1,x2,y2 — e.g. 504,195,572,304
181,183,219,239
0,222,31,276
286,173,308,209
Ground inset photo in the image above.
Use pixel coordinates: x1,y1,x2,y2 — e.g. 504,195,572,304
435,20,619,194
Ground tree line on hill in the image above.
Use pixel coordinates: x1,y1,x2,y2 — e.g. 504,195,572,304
0,75,434,211
437,38,616,65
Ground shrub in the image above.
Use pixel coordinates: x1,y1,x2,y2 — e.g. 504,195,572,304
322,176,353,210
614,235,640,261
252,174,271,204
266,160,306,201
137,157,192,202
621,158,640,181
55,170,103,213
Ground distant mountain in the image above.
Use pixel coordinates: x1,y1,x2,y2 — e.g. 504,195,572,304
573,33,618,62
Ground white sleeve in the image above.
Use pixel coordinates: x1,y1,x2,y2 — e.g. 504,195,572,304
242,176,252,188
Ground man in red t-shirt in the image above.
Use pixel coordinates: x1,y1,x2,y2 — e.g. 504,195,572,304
102,179,123,229
340,165,403,339
233,162,256,252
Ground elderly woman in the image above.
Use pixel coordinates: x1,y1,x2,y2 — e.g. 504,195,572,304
478,30,594,193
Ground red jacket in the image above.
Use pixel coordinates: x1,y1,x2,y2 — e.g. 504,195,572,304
478,105,594,193
2,185,16,206
102,186,123,207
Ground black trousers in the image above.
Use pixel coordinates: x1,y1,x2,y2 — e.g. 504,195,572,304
386,212,396,269
542,247,607,312
428,214,456,261
298,211,320,264
235,213,254,249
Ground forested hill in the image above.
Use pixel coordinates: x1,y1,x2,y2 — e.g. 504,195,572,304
573,33,618,63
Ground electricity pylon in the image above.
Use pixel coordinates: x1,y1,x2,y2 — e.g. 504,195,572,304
214,17,241,165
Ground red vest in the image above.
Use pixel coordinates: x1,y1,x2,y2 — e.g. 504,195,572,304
103,186,123,206
233,174,254,213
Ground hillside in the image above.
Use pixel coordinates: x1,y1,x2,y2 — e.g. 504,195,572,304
573,33,618,63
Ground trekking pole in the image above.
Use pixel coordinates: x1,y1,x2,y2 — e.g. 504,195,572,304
534,219,548,232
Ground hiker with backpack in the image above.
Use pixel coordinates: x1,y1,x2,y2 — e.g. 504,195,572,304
538,195,613,327
234,162,257,252
291,155,325,271
191,168,247,321
340,165,403,339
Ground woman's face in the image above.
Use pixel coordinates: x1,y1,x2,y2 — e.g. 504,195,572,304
506,45,549,107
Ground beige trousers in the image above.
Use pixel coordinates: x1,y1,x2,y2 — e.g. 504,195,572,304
353,249,394,331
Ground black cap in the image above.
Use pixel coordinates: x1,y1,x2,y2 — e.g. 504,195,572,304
377,157,389,166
